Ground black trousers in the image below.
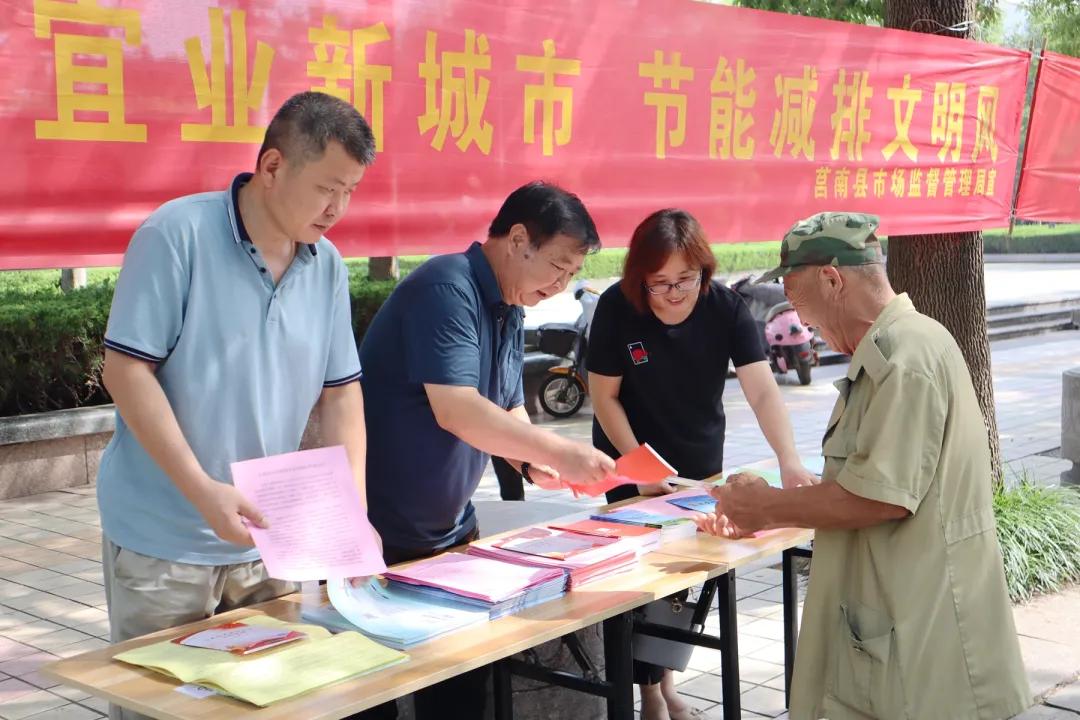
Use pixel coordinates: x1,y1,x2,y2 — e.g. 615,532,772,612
493,456,525,501
347,529,490,720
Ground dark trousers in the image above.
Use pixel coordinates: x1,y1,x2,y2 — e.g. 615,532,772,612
493,456,525,501
348,529,489,720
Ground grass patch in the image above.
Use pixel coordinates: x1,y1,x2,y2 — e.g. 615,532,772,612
983,223,1080,254
994,479,1080,603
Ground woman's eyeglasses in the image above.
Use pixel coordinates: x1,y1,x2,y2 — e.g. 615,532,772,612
645,274,702,296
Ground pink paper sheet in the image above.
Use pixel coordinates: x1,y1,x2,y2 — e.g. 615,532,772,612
385,553,565,604
230,446,385,582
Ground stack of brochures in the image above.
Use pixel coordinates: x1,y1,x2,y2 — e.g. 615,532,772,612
548,518,662,555
590,495,701,542
466,526,639,588
383,553,567,619
301,579,488,650
114,615,407,706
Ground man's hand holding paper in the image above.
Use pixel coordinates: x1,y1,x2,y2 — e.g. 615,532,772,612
231,446,386,582
189,477,268,547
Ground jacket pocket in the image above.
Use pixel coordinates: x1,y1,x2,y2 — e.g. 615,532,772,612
825,602,908,719
821,429,856,483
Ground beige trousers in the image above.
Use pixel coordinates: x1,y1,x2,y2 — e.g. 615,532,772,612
101,537,295,720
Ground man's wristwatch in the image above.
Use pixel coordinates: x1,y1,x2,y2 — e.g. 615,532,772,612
521,462,534,484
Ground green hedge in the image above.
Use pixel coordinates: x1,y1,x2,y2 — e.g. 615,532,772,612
0,278,401,417
983,224,1080,254
0,285,113,415
348,277,398,340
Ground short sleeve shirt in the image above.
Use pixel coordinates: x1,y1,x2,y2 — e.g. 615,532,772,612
360,243,525,551
97,173,361,565
790,294,1030,720
586,280,765,481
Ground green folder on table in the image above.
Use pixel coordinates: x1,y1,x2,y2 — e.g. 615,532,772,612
115,615,407,707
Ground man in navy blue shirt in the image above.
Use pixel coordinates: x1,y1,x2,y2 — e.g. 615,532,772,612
358,182,615,720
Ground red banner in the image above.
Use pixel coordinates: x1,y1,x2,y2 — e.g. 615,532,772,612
2,0,1030,269
1015,51,1080,223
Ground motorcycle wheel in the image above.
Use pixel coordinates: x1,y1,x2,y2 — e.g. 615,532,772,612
796,357,813,386
539,374,587,418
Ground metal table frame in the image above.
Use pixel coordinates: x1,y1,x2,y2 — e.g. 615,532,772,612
494,546,812,720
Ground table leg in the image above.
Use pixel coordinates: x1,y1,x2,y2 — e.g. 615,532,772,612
782,547,799,707
718,570,741,720
493,658,514,720
602,612,635,720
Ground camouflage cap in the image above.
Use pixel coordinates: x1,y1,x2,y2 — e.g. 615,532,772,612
756,212,882,284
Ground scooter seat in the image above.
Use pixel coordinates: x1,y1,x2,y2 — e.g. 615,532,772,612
764,301,794,324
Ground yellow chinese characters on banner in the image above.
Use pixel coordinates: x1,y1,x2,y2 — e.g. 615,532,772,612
517,40,581,157
34,0,146,142
830,69,873,161
770,65,818,160
882,74,922,162
307,16,393,151
972,86,1000,162
709,57,756,160
808,69,1004,203
639,51,694,159
813,166,997,201
182,8,275,143
418,29,494,154
931,81,965,162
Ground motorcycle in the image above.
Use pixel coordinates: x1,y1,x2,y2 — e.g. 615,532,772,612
535,283,599,418
731,276,816,386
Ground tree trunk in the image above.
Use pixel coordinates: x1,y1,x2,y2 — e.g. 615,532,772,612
368,256,399,281
885,0,1004,487
60,268,86,293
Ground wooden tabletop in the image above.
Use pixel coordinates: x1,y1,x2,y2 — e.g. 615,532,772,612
41,551,719,720
41,502,812,719
660,527,814,570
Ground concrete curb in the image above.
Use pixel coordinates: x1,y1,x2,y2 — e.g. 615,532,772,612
0,404,115,446
984,254,1080,264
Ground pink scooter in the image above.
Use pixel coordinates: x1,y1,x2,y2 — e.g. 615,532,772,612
732,277,816,385
764,302,816,385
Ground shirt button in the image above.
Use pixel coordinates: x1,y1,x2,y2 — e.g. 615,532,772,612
250,248,256,254
259,267,267,274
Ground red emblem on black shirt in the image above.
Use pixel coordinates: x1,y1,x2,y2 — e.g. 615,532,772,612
628,341,649,365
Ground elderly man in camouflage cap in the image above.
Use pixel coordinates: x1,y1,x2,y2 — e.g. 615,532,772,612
698,212,1030,719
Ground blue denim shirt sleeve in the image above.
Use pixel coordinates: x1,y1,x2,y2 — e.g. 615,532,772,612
403,282,481,388
103,223,188,363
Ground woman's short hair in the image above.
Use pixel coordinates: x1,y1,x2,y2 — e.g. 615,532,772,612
621,209,716,314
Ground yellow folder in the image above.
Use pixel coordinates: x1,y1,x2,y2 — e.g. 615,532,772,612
115,615,407,707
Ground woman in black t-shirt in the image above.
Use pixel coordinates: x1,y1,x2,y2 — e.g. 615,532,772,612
587,209,814,720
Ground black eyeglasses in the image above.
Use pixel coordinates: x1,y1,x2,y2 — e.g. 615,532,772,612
645,274,702,295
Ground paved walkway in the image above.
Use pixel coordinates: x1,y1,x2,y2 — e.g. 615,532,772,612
0,331,1078,719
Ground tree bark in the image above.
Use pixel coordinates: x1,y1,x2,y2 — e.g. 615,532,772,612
885,0,1004,487
60,268,86,293
368,256,399,281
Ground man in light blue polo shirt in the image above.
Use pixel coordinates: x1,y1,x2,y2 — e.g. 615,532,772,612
97,92,373,719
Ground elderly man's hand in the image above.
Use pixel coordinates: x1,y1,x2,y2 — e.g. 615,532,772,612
707,472,775,536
